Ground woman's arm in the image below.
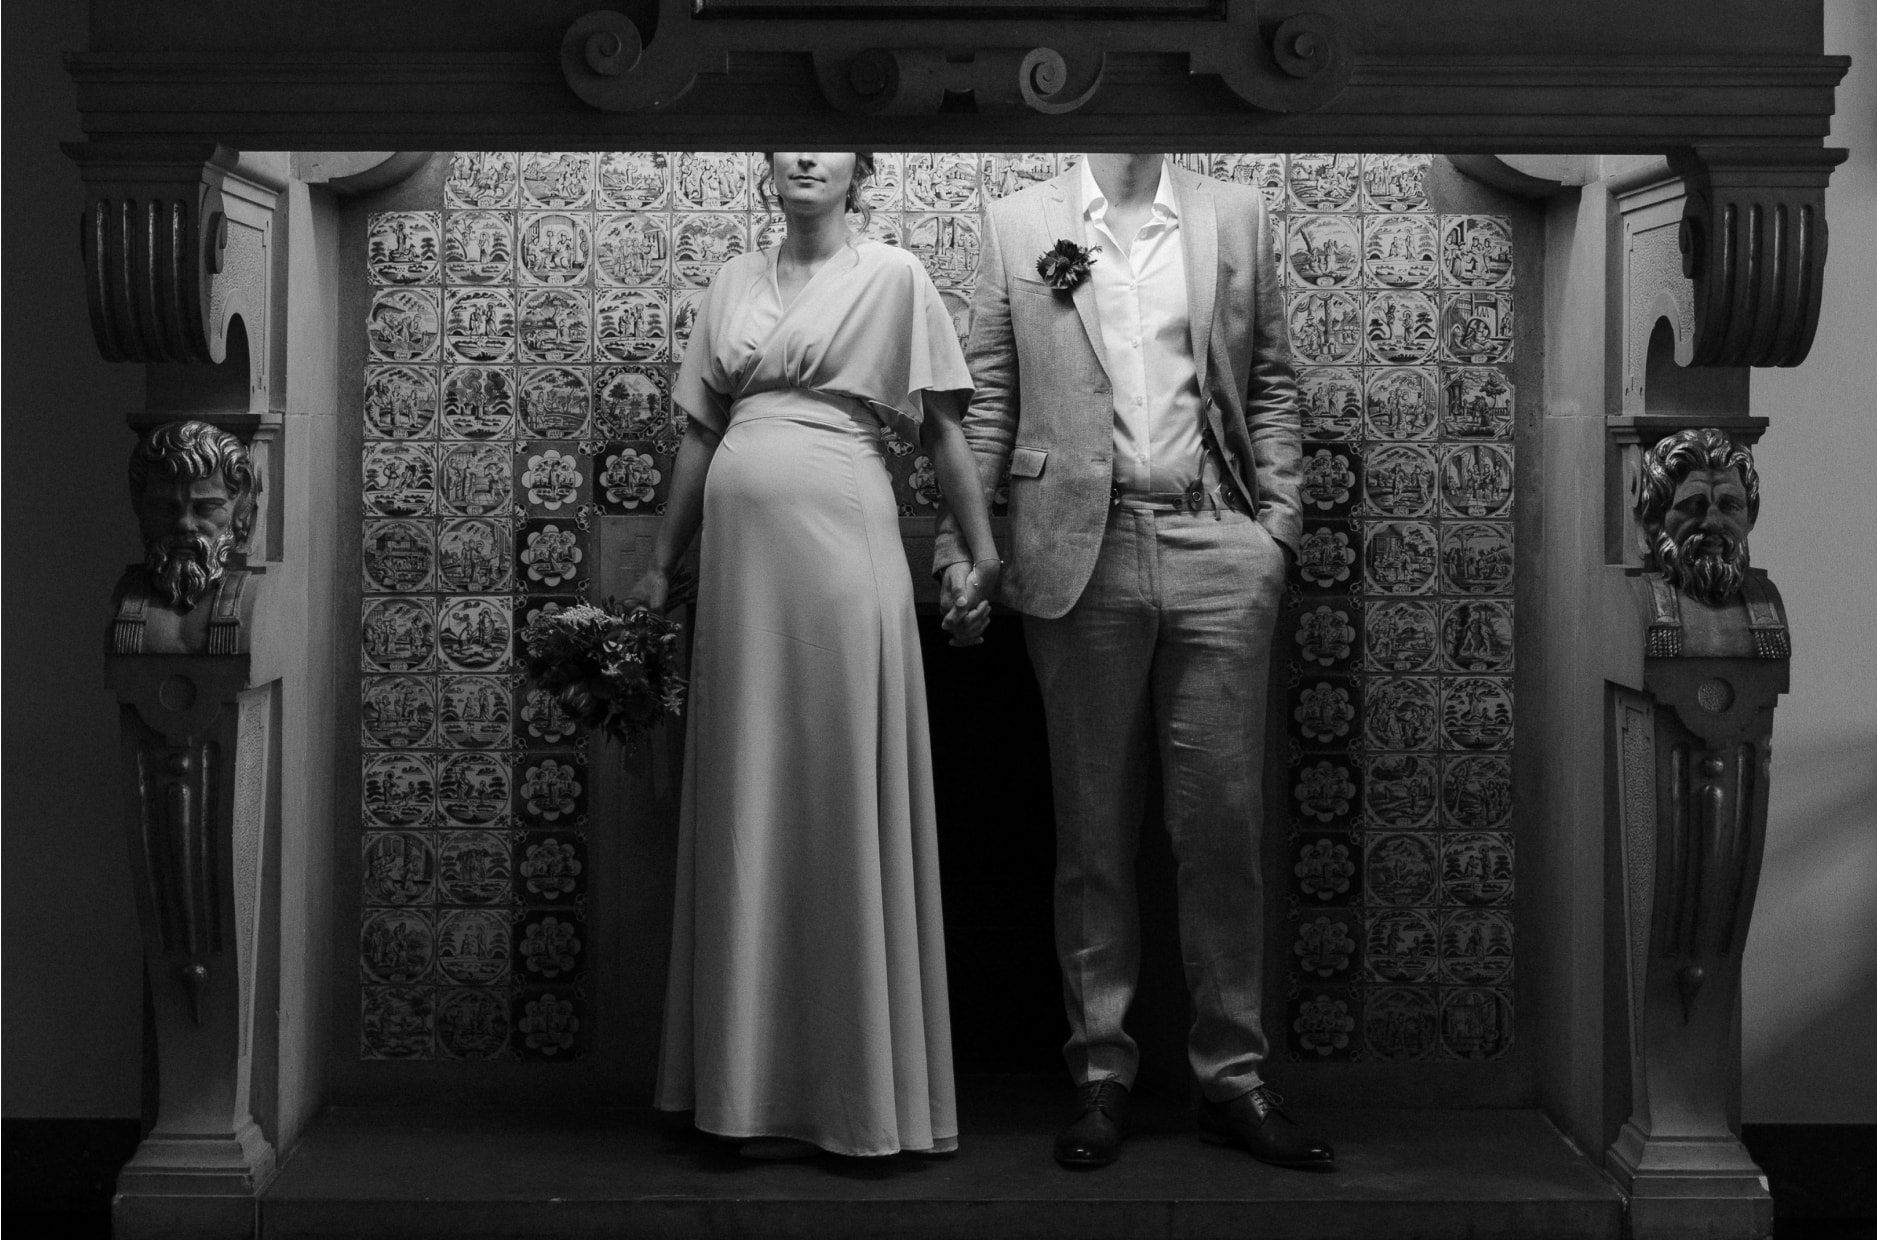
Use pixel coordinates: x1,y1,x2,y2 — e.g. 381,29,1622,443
921,388,1001,643
622,417,721,612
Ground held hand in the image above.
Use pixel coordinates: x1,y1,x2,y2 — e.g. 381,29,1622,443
622,566,670,615
943,560,1000,647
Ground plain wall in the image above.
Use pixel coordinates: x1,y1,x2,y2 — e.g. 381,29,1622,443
1740,0,1877,1125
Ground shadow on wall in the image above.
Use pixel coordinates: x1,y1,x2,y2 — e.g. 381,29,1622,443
1743,728,1877,1123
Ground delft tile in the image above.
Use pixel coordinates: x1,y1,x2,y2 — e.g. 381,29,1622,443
1292,676,1360,749
1364,366,1440,440
1362,520,1438,595
444,287,517,365
519,366,591,440
1440,366,1514,440
443,210,515,286
516,910,585,984
1439,909,1514,985
672,291,705,353
752,211,790,253
519,681,583,746
593,363,670,440
514,595,579,661
674,151,751,212
1291,833,1361,906
1287,291,1362,365
905,213,981,289
437,596,514,673
436,986,513,1060
1441,599,1515,673
938,288,973,354
595,289,670,364
1292,599,1360,671
513,987,584,1060
1442,754,1514,831
1363,985,1439,1059
1440,986,1513,1059
436,750,512,829
362,751,437,830
981,152,1058,201
520,152,594,210
362,831,436,907
1363,600,1440,673
441,366,517,440
516,446,588,516
1362,443,1438,518
437,441,515,516
1364,831,1440,907
361,908,436,985
368,211,441,285
853,211,902,249
1207,153,1285,209
434,907,514,985
1441,831,1515,906
1440,443,1515,520
1293,911,1361,982
597,151,669,212
1362,213,1439,289
673,212,749,287
1361,154,1432,214
368,287,442,364
905,452,947,514
445,152,519,210
1365,676,1441,751
516,831,588,906
1299,443,1360,517
1364,753,1439,829
362,596,437,673
1292,755,1360,829
1440,521,1515,595
594,213,671,287
361,985,437,1059
436,674,513,749
1440,215,1514,288
364,366,440,439
1363,908,1439,984
363,441,437,519
518,288,592,364
1286,154,1360,212
1287,987,1359,1060
516,752,587,827
518,211,592,286
1442,676,1515,751
1365,290,1440,366
362,675,437,749
862,151,906,212
1298,520,1361,592
1285,214,1361,289
437,518,515,593
594,443,666,514
1297,366,1363,442
517,519,588,593
1441,290,1515,364
903,152,981,212
363,519,436,594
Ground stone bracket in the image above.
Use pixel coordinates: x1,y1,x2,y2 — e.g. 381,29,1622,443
561,0,1348,115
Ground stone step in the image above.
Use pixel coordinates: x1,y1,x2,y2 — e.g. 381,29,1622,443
262,1078,1623,1240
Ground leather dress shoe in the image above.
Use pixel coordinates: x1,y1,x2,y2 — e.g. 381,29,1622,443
1197,1086,1336,1170
1054,1078,1130,1168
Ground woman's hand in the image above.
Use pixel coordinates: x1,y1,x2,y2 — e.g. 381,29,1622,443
622,566,670,615
940,559,999,647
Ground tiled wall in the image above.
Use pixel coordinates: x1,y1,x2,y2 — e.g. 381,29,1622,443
356,151,1516,1063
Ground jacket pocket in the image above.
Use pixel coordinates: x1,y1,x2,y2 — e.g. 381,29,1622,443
1010,446,1048,478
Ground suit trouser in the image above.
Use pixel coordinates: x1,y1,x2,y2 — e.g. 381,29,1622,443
1023,501,1285,1102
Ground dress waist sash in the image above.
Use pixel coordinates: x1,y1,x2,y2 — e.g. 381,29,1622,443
727,387,877,430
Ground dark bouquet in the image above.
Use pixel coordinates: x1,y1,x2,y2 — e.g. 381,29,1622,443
1036,238,1100,292
519,599,687,748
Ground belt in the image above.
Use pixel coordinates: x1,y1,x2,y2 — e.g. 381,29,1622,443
1110,480,1253,518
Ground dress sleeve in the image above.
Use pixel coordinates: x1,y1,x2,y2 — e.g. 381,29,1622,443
672,276,733,435
868,257,975,445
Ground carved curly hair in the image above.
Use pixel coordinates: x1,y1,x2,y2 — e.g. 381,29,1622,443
129,419,262,542
1636,427,1759,529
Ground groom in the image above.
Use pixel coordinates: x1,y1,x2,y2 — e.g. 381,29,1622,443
936,154,1331,1170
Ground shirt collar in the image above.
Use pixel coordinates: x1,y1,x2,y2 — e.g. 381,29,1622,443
1078,157,1180,225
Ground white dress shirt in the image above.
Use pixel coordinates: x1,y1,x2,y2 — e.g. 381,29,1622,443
1077,157,1208,495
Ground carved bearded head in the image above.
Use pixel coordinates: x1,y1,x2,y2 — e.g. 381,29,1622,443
129,421,260,610
1637,428,1759,606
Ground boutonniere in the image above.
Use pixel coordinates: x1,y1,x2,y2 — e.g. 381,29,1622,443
1036,238,1100,293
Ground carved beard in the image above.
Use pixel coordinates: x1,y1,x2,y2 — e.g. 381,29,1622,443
1656,527,1749,607
144,530,235,610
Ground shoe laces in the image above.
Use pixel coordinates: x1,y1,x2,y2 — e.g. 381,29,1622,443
1081,1078,1126,1117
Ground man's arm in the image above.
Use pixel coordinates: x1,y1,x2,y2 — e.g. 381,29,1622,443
1239,192,1304,560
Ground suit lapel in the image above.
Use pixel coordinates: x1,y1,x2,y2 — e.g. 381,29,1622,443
1042,168,1112,380
1173,165,1217,396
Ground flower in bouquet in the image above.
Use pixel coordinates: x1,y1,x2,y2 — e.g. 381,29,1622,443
519,598,687,749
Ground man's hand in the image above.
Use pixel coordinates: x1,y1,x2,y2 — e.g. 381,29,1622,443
939,560,994,647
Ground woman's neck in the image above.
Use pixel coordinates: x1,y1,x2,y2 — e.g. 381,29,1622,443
779,204,849,265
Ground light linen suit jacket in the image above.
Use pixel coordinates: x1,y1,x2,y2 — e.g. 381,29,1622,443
935,162,1303,620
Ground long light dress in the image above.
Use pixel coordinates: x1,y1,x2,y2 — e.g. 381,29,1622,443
653,240,971,1156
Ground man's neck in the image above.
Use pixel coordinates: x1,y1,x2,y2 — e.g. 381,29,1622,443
1086,153,1164,211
